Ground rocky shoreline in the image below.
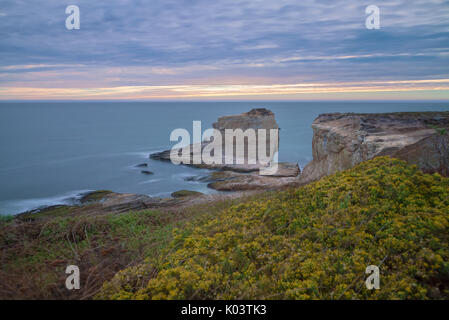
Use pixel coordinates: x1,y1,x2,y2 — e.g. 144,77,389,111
17,109,449,219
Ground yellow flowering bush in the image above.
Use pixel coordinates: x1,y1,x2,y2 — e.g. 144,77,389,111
97,157,449,299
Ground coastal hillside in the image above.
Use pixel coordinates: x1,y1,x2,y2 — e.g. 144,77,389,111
97,157,449,299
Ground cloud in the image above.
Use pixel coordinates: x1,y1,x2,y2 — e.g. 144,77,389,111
0,0,448,99
1,79,448,100
238,44,279,50
0,64,86,71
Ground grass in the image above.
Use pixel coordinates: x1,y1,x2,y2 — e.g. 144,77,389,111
429,124,448,136
16,205,79,221
0,192,256,299
79,190,113,203
0,215,14,226
171,190,203,198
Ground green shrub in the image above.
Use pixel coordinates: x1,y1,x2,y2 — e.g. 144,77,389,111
98,157,449,300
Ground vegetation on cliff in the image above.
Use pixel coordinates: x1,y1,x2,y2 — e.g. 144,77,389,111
0,192,245,299
97,157,449,300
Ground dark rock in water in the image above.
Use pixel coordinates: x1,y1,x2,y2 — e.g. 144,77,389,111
135,163,148,168
150,149,172,161
171,190,203,198
141,170,153,175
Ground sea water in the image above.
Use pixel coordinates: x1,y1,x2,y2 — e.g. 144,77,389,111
0,101,448,214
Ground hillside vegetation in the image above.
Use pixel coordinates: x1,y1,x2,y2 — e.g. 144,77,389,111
97,157,449,299
0,194,245,299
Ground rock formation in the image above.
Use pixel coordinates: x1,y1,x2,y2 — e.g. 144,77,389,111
150,108,301,191
151,108,283,172
214,108,279,167
17,190,212,219
206,167,299,191
298,112,449,184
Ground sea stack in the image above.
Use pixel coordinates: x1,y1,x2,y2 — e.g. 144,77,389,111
151,108,281,172
212,108,279,166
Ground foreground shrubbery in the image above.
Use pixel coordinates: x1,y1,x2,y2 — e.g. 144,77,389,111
98,157,449,299
0,210,184,299
0,191,245,299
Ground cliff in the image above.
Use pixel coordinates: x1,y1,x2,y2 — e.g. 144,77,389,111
298,111,449,184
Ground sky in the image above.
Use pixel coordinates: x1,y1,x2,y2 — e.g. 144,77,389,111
0,0,449,100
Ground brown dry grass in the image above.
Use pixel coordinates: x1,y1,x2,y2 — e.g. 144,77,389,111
0,191,270,300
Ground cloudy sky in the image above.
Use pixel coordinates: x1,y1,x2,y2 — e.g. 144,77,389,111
0,0,448,100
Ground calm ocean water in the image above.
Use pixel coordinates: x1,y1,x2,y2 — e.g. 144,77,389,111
1,101,448,215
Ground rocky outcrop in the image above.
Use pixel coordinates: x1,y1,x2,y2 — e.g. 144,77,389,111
150,143,266,172
17,190,213,219
206,170,299,191
183,162,300,191
150,108,283,173
150,108,301,191
298,112,449,184
16,188,262,220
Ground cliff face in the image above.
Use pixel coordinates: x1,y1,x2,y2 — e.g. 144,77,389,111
298,112,449,184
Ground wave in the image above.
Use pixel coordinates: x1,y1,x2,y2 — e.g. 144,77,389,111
147,191,172,198
124,147,168,159
139,178,162,184
0,189,93,215
0,148,168,172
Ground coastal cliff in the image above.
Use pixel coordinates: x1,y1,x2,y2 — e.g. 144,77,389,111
298,112,449,184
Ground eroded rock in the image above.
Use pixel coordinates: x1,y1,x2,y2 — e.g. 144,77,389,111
150,108,281,173
204,162,300,191
298,111,449,184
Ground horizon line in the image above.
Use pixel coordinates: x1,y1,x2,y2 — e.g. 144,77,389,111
1,99,449,103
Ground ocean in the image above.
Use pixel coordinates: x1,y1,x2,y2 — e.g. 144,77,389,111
1,101,448,215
